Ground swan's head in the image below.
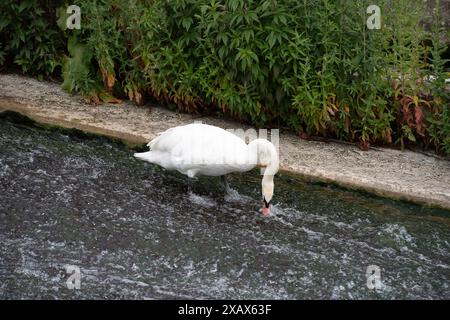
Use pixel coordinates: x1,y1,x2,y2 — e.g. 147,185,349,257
262,176,274,216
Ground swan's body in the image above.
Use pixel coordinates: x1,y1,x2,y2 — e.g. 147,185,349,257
134,123,279,215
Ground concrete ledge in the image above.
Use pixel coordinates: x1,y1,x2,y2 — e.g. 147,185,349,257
1,74,449,209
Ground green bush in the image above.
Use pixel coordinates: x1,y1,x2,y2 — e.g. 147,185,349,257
0,0,449,155
0,0,65,78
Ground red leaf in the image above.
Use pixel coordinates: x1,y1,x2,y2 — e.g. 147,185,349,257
358,140,369,151
414,105,425,136
400,97,414,127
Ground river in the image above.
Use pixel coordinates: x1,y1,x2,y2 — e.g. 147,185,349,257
0,111,448,299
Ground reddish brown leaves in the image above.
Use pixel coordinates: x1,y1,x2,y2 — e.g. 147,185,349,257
414,104,425,136
358,139,370,151
127,89,144,106
399,95,431,137
100,67,116,92
84,90,121,105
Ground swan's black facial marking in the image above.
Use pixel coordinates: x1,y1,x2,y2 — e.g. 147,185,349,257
263,197,271,208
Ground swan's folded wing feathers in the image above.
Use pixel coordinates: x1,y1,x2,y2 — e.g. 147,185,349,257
147,127,183,151
142,123,254,176
147,127,173,148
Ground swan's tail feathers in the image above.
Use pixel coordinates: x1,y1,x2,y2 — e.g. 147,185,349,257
134,151,153,162
134,151,171,169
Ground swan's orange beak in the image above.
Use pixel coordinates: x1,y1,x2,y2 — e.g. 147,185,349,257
262,204,270,216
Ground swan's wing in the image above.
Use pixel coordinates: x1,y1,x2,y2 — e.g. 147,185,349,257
144,124,253,175
148,124,228,152
147,126,184,151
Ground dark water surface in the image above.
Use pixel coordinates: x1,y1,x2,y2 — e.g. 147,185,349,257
0,113,449,299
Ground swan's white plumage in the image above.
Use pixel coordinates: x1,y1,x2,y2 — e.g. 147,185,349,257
135,123,257,177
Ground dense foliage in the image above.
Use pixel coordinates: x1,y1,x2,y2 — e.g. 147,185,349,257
0,0,65,78
1,0,449,154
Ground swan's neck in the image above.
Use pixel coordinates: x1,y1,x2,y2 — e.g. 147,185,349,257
248,139,279,176
262,172,274,189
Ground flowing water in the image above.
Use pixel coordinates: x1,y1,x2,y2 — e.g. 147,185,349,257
0,112,449,299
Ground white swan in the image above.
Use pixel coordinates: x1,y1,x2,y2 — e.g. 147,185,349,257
134,123,279,216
